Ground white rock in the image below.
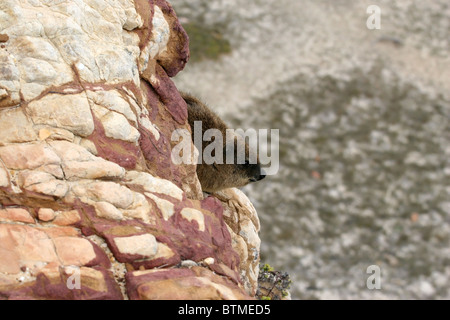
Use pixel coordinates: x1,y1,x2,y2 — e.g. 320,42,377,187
180,208,205,232
79,138,98,155
125,171,184,201
0,164,9,187
87,90,137,124
238,218,261,250
113,234,158,258
181,260,198,268
203,257,215,265
94,201,124,220
27,93,94,137
138,116,161,140
68,180,154,223
0,143,61,170
65,160,125,180
138,6,170,72
18,57,57,84
196,277,239,300
0,108,37,145
98,109,140,143
1,0,143,102
37,208,56,222
8,36,61,63
122,192,154,224
38,127,74,142
0,89,7,99
18,170,69,198
71,181,134,209
153,242,175,260
122,7,143,31
150,6,170,59
49,141,125,180
0,50,21,106
145,192,175,221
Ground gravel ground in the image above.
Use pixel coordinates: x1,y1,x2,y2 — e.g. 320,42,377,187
170,0,450,299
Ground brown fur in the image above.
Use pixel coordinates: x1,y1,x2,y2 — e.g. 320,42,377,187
182,92,265,193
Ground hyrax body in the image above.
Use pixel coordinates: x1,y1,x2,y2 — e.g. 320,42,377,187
182,93,265,193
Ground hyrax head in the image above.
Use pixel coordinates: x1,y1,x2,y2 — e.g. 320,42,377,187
196,133,266,193
183,93,266,193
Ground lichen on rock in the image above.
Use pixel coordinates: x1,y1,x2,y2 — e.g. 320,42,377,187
0,0,262,300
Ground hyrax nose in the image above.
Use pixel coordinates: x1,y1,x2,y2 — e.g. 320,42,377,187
251,168,266,182
257,171,266,181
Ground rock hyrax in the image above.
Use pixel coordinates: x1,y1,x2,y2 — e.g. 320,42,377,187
182,92,265,193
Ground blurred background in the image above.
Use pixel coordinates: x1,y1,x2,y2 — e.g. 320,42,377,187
170,0,450,299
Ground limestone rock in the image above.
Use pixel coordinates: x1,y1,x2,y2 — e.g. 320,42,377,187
124,170,184,201
0,108,37,145
214,188,261,296
26,93,94,137
180,207,205,232
0,207,34,224
0,0,261,300
0,143,60,170
37,208,56,222
126,267,251,300
0,164,9,187
113,234,158,258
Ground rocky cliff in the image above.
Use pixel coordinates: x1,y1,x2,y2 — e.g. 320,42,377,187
0,0,260,299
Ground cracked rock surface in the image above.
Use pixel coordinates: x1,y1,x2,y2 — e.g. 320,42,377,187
0,0,260,300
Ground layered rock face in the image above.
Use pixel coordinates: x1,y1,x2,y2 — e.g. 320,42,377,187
0,0,260,299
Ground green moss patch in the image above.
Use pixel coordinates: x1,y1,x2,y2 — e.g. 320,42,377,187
183,22,232,63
